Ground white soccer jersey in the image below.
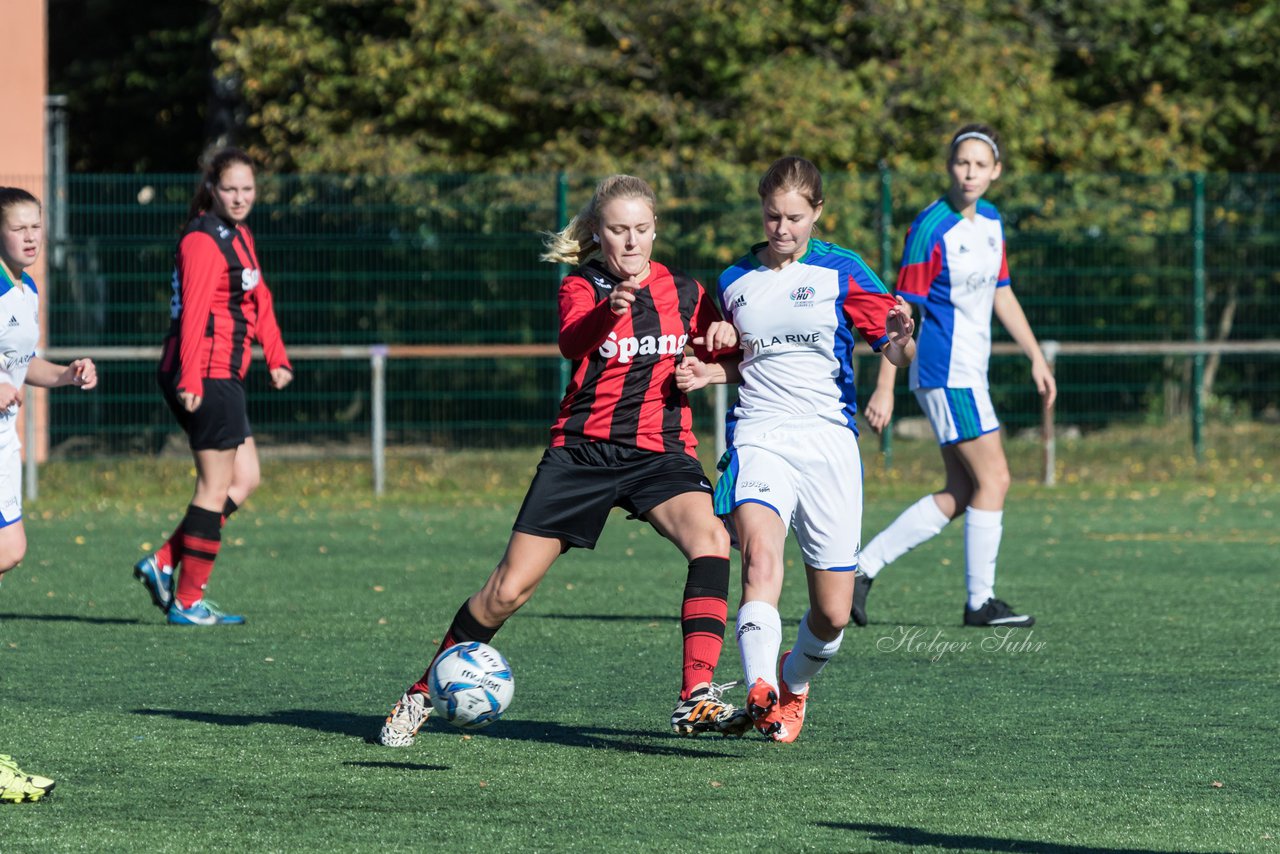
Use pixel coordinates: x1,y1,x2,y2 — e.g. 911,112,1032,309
716,239,895,445
0,267,40,443
896,197,1010,390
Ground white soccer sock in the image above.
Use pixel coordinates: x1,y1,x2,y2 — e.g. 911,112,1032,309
780,610,843,695
859,495,952,578
964,507,1004,609
735,600,783,691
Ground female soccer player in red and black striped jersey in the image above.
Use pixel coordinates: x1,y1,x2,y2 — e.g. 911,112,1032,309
379,174,748,746
132,148,293,626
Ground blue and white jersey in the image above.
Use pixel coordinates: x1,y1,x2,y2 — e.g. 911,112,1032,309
896,197,1010,390
717,239,895,444
0,266,40,441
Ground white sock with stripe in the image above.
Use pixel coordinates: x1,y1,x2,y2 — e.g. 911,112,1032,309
859,495,952,578
964,507,1004,609
781,610,843,695
735,600,782,692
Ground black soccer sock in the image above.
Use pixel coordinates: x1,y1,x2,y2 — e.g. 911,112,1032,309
411,600,501,694
680,555,731,699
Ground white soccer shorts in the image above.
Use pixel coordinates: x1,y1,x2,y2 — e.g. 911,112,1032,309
913,386,1001,446
0,438,22,527
714,418,863,571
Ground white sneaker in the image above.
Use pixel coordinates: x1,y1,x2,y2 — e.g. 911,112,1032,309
379,691,431,747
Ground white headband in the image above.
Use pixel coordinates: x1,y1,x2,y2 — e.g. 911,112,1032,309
951,131,1000,162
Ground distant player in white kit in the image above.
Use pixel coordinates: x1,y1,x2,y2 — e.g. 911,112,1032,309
0,187,99,803
855,124,1057,629
677,156,915,742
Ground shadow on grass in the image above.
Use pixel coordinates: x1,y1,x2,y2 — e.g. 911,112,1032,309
0,612,142,625
132,707,741,757
476,718,743,758
531,613,675,623
133,707,378,739
820,823,1227,854
344,760,448,772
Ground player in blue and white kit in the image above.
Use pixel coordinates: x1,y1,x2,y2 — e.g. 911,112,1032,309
855,124,1056,629
677,157,914,742
0,187,99,803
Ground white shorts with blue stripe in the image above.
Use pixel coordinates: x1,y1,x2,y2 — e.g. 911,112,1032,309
713,417,863,571
913,386,1001,446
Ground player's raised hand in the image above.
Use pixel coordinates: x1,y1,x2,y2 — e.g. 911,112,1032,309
609,276,640,316
674,356,711,393
886,296,915,344
693,320,738,353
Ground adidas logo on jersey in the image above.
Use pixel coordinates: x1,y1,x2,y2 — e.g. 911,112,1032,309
6,316,17,327
732,294,747,309
958,244,970,254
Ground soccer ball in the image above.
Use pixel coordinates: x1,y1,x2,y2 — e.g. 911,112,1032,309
428,641,515,729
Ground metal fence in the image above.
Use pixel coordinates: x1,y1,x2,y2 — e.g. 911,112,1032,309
25,170,1280,458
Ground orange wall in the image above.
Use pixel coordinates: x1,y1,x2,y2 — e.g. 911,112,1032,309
0,0,46,202
0,0,48,461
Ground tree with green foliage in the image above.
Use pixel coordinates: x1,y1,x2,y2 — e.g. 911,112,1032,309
213,0,1279,176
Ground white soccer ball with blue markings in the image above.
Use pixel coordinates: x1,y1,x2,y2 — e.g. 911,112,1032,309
428,642,514,729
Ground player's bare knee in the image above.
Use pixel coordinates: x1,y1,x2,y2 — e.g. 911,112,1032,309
0,549,24,574
808,605,849,638
692,522,731,559
741,556,785,591
479,579,534,622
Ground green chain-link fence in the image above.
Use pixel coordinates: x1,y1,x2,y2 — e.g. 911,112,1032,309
34,170,1280,456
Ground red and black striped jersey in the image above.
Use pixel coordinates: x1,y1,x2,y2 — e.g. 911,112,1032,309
159,211,292,398
550,259,723,457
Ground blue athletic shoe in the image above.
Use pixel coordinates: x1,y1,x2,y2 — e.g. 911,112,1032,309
167,599,245,626
133,555,173,612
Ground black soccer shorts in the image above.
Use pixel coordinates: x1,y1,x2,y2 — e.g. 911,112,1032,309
512,441,713,550
159,373,252,451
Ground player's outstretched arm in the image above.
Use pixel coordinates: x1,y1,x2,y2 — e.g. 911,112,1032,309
675,354,739,392
23,357,97,391
696,320,738,353
994,287,1056,409
865,356,899,435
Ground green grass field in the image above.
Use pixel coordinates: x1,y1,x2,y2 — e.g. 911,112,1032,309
2,425,1277,852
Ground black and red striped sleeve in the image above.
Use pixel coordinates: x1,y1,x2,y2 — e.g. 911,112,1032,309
175,231,225,399
686,283,728,362
558,275,619,360
251,280,292,374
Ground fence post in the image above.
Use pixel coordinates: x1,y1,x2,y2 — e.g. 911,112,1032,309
371,345,387,497
878,161,894,467
1191,172,1206,462
1041,340,1058,486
